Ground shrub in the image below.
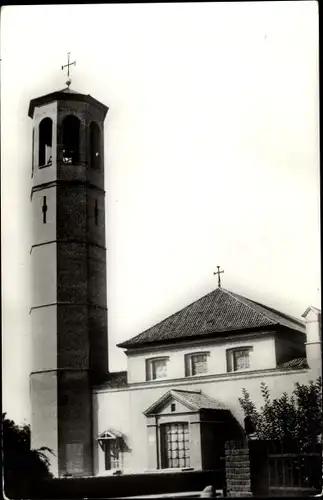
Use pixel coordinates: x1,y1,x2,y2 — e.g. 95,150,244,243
2,413,53,498
238,377,322,450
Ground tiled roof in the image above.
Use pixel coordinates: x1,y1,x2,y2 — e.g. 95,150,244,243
104,371,128,388
98,429,124,440
172,390,228,411
144,389,227,415
278,357,309,369
118,287,305,349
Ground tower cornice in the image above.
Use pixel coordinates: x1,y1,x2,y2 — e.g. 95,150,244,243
28,89,109,119
30,179,106,199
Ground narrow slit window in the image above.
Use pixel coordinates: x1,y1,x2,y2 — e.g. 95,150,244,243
42,196,48,224
39,118,53,167
95,200,98,226
90,122,101,170
32,128,35,176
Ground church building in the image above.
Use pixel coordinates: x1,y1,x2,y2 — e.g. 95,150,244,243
28,74,322,478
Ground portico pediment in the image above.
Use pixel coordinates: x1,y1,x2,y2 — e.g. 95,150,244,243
144,389,227,416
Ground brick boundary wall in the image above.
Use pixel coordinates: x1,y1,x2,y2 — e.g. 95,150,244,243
17,470,225,500
225,439,321,497
225,441,252,497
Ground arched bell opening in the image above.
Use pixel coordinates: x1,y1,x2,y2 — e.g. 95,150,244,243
39,117,53,167
62,115,80,165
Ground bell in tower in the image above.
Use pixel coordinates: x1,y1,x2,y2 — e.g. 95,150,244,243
28,56,109,477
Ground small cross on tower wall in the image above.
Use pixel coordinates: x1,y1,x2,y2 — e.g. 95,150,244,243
42,196,48,224
94,200,99,225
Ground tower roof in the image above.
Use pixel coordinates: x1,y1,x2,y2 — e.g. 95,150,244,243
118,287,305,349
28,88,108,118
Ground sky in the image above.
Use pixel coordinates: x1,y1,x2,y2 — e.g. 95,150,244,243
1,2,320,425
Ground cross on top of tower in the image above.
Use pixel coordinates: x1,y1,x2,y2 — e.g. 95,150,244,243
61,52,76,88
213,266,224,288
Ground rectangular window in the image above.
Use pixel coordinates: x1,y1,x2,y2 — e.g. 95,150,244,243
161,423,190,469
146,357,169,381
104,440,120,470
226,347,253,372
185,352,209,377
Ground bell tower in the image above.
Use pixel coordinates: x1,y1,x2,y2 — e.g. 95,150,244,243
29,77,109,477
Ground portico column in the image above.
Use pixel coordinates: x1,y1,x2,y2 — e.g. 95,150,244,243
147,416,159,470
189,413,202,470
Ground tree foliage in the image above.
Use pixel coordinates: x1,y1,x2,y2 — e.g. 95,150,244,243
2,413,53,496
238,378,322,449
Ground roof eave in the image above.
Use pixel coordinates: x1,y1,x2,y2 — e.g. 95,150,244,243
117,324,280,351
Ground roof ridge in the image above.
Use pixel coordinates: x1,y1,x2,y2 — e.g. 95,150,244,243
251,300,304,326
227,289,305,327
60,87,82,94
221,288,277,326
